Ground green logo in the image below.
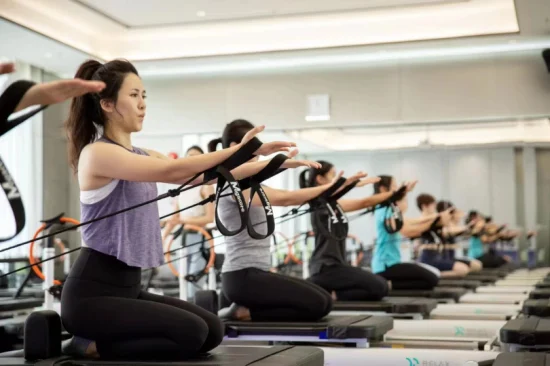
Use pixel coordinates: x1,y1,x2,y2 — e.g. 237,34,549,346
454,326,465,336
406,358,419,366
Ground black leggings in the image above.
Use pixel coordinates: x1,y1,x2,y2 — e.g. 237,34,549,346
221,267,332,322
477,250,507,268
376,263,439,290
61,248,223,360
308,264,389,301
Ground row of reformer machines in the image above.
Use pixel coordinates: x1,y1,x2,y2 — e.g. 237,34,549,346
2,254,550,365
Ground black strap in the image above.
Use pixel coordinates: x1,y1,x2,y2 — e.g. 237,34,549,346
323,177,353,240
238,154,288,191
331,201,350,239
214,165,248,236
223,137,262,170
311,198,346,241
325,180,357,239
330,180,358,201
245,154,288,240
185,270,207,283
383,202,403,234
321,177,346,199
0,156,25,242
430,216,441,231
496,225,506,234
204,137,266,237
309,177,350,241
0,80,47,242
390,185,407,203
203,137,263,182
0,80,48,138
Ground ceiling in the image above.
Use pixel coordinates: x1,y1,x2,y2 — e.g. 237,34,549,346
0,19,90,78
74,0,454,28
1,0,548,81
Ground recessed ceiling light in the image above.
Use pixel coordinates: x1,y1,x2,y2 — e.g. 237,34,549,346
196,11,206,17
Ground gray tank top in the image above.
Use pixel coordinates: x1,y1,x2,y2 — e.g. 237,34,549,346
80,137,164,269
218,189,271,273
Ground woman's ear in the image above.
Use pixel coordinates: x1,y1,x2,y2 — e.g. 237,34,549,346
315,174,324,185
99,99,114,113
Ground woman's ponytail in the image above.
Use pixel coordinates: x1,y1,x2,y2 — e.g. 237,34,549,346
299,160,333,188
299,169,311,188
75,59,102,81
208,138,222,152
65,60,103,173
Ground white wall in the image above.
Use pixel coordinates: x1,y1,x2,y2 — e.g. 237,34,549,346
305,146,517,248
139,51,550,135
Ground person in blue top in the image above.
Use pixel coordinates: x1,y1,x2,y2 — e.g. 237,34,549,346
465,211,513,268
436,200,483,273
371,175,442,290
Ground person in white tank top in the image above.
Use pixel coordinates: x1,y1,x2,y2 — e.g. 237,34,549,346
158,146,215,298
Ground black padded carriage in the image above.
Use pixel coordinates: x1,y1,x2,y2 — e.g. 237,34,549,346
435,279,482,289
388,287,467,302
493,353,550,366
224,315,393,341
332,297,437,317
535,281,550,289
0,346,324,366
522,299,550,317
462,274,500,283
529,289,550,299
500,317,550,347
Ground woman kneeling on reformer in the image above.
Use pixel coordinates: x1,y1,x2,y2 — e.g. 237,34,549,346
415,194,470,278
301,161,394,302
371,176,443,290
436,200,483,273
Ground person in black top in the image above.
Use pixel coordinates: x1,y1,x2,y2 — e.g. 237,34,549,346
300,161,394,301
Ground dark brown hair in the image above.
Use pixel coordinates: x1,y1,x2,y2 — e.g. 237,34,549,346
373,175,393,194
436,200,454,212
299,160,334,188
416,193,436,211
64,59,138,173
186,145,204,155
208,119,255,152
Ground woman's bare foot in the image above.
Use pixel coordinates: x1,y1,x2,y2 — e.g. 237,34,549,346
331,291,338,301
86,342,100,359
62,337,100,359
387,280,392,291
234,306,252,321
